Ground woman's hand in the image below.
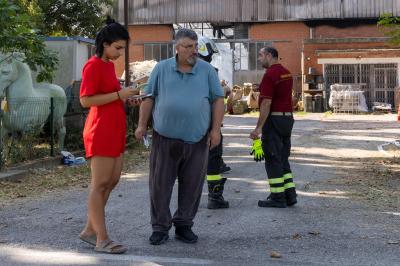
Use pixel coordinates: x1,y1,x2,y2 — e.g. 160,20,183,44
119,87,139,99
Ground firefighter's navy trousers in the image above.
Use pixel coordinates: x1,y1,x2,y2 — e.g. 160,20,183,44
261,114,294,181
207,133,223,175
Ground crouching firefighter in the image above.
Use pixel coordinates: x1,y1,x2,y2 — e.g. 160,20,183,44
198,36,229,209
249,46,297,208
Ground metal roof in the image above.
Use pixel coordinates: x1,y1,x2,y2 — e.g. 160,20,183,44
116,0,400,24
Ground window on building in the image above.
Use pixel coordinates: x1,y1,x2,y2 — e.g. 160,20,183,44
234,41,272,71
144,43,174,62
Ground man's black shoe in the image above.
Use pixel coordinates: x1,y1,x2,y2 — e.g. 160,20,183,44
149,231,169,245
258,199,287,208
175,226,198,243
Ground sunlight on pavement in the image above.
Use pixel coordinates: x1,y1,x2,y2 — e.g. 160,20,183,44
122,173,144,180
0,246,97,265
222,125,254,129
293,162,357,169
382,212,400,216
222,155,254,158
225,142,251,148
320,134,396,142
298,191,350,199
223,133,252,136
293,147,383,158
292,156,359,165
0,246,213,265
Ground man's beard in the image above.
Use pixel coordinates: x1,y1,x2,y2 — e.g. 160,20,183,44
262,61,270,68
187,56,197,66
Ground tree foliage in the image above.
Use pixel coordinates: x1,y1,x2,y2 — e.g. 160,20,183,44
378,14,400,45
1,0,114,82
16,0,114,38
0,0,58,82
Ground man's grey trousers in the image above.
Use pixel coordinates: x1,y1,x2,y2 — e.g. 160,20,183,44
149,131,209,232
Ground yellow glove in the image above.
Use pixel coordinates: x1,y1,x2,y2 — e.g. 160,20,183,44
250,139,264,162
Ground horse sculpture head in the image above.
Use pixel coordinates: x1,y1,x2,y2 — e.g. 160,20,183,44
0,53,25,96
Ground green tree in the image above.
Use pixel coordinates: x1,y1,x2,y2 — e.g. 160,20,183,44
25,0,114,38
378,14,400,45
14,0,43,29
0,0,58,82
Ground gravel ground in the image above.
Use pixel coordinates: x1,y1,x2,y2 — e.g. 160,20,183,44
0,113,399,266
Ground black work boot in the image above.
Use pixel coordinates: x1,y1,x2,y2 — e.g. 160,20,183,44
258,192,287,208
285,188,297,206
220,162,231,173
207,178,229,209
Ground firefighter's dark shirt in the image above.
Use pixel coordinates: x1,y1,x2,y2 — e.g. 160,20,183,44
259,64,293,112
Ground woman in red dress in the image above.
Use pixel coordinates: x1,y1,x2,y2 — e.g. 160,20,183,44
78,17,137,254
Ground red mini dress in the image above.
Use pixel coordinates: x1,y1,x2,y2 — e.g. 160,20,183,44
80,56,126,158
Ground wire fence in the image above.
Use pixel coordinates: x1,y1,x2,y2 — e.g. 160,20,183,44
0,96,140,169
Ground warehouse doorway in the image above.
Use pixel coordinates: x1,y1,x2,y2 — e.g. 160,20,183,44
324,63,398,109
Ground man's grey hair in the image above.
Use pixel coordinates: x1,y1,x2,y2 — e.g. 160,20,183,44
262,46,279,59
175,28,198,42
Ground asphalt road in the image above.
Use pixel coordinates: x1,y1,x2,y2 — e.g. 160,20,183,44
0,113,399,266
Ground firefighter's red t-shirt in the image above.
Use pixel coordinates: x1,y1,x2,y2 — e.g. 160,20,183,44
259,64,293,112
80,56,126,158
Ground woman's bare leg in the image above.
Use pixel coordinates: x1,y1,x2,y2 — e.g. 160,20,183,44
85,156,116,244
81,155,123,238
110,154,123,190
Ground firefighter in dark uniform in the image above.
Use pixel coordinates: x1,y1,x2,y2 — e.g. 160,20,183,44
249,46,297,208
198,36,230,209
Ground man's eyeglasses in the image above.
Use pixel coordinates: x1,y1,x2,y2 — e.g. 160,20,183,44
181,44,198,50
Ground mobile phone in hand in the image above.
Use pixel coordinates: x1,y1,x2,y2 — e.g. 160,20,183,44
129,93,153,100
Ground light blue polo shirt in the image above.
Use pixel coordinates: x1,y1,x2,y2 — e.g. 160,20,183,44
144,56,224,143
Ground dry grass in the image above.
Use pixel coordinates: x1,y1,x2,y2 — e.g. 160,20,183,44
326,157,400,211
0,144,149,201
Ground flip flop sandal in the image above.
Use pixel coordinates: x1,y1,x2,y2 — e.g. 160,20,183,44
79,233,97,246
94,239,128,254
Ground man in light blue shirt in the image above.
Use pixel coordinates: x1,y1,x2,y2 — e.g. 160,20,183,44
135,28,224,245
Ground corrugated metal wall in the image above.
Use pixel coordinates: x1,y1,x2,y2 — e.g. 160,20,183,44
117,0,400,24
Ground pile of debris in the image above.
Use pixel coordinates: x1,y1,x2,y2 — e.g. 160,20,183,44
329,84,368,113
121,60,157,84
372,102,392,113
227,83,259,115
378,140,400,157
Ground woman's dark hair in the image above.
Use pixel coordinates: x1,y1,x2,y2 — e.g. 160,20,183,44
95,16,130,57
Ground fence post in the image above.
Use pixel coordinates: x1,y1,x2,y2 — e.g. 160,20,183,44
50,97,55,157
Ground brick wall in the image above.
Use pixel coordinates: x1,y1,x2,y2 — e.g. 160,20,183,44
304,23,394,75
113,25,174,77
249,22,395,77
249,22,309,76
112,22,397,87
314,24,385,39
303,41,398,75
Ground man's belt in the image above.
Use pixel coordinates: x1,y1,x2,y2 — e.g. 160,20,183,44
270,112,293,116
